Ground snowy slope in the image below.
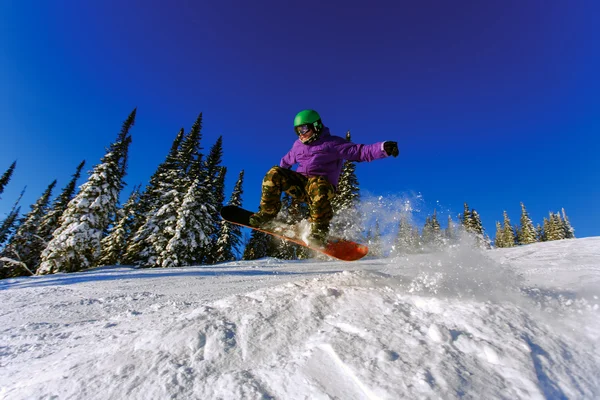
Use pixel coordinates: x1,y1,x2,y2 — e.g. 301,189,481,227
1,238,599,399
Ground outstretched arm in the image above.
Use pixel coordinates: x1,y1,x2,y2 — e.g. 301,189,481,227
336,140,398,162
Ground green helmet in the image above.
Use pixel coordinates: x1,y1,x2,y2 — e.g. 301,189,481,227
293,109,323,143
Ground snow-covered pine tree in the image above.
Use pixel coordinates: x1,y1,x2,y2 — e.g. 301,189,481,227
461,203,474,233
513,224,522,246
470,209,484,236
470,208,490,248
201,136,226,261
550,212,566,241
421,217,433,245
178,113,204,174
535,223,545,242
543,213,563,241
37,160,86,244
98,185,141,266
430,210,443,248
203,136,224,217
142,114,210,268
37,109,135,274
445,215,456,243
1,181,56,276
0,207,21,252
159,176,214,267
0,187,25,249
123,128,185,265
368,220,384,257
561,208,575,239
214,170,245,263
331,130,360,237
0,161,16,198
541,218,550,241
395,214,414,254
517,202,537,245
213,166,226,220
494,221,504,248
501,211,516,247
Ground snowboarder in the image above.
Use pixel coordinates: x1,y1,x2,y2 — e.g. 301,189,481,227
249,109,399,247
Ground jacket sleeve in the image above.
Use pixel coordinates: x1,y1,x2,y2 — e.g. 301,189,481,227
335,140,388,162
280,146,296,169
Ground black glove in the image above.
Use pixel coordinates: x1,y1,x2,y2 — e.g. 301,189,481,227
384,141,399,157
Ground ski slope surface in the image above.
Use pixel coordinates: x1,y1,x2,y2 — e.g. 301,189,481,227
1,238,599,399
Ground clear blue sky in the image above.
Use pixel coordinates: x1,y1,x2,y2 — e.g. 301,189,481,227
1,0,599,238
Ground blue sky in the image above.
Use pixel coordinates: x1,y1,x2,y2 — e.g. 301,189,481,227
1,0,599,238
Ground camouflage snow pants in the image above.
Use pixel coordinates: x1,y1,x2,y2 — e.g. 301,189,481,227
259,166,336,226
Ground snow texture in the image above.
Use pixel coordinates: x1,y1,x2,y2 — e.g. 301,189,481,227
1,238,599,399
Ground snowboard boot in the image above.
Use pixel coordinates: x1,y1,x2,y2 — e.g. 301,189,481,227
248,211,277,228
306,223,329,248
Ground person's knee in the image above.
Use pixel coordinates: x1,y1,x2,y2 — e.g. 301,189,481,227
308,177,335,202
263,166,284,186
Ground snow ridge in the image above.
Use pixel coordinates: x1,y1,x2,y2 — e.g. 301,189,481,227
1,238,599,399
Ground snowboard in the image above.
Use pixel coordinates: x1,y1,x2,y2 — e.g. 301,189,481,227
220,205,369,262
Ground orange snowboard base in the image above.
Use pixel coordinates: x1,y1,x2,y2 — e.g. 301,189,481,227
220,205,369,262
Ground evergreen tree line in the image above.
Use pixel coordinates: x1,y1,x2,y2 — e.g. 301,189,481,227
0,110,247,278
494,203,574,248
0,113,577,277
393,203,488,255
393,202,575,255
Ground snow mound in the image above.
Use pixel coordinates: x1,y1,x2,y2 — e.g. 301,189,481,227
8,269,598,399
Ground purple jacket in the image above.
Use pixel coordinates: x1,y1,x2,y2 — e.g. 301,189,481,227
280,127,388,188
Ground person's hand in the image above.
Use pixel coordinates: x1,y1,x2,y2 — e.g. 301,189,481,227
384,141,399,157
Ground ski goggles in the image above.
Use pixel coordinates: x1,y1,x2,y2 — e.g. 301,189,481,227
294,124,313,136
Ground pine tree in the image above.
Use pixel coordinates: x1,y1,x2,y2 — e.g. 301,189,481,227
500,211,516,247
551,212,566,241
214,170,245,263
0,187,25,249
159,176,214,267
461,203,473,232
445,215,456,243
430,210,443,247
540,218,550,242
37,109,135,274
200,137,226,262
0,161,16,198
178,113,204,175
517,202,537,245
561,208,575,239
0,207,21,251
412,226,423,253
471,209,489,248
544,213,564,241
97,185,141,266
126,114,203,268
123,128,185,265
367,220,383,257
421,217,433,245
395,214,414,255
494,221,504,248
535,223,545,242
136,129,185,219
470,209,484,236
514,224,522,246
2,181,56,276
38,160,86,243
